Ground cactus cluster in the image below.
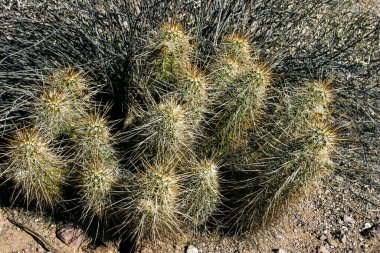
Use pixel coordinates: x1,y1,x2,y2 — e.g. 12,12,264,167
2,69,120,222
0,23,337,243
228,80,336,232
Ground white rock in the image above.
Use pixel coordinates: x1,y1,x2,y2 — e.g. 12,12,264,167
186,245,199,253
274,232,284,241
343,215,355,224
341,235,347,244
319,245,330,253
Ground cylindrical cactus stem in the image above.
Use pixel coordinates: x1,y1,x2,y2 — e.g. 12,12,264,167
78,156,119,220
210,57,248,95
73,109,116,161
211,63,271,153
180,158,221,229
47,68,94,103
72,109,120,219
143,22,193,94
2,127,67,209
207,34,270,154
247,80,334,167
231,121,337,233
210,35,253,93
32,88,84,137
274,80,333,140
219,34,253,64
127,98,196,163
31,68,94,137
174,67,209,126
115,162,182,241
303,121,337,168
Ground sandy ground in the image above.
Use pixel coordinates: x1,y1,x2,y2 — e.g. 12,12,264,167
0,172,379,253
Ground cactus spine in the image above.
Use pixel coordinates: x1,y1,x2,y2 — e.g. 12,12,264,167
3,128,66,209
73,111,120,219
115,162,182,240
32,69,92,137
209,35,271,153
181,158,220,228
232,121,336,232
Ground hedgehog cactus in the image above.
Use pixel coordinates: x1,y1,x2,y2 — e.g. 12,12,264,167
73,110,116,160
78,157,119,219
274,80,333,140
220,34,253,63
229,77,336,232
210,35,253,93
144,23,193,94
181,158,220,228
175,67,209,125
210,63,271,153
0,21,340,244
115,162,182,240
73,110,120,219
208,35,271,153
32,88,82,137
231,120,336,232
2,128,66,209
32,69,92,137
128,98,196,163
47,68,93,102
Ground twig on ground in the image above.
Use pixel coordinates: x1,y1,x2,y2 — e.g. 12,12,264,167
7,218,61,253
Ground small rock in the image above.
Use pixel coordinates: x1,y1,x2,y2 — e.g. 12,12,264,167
274,232,284,241
56,224,87,249
364,223,372,229
341,235,347,244
186,245,199,253
318,245,329,253
344,215,355,224
361,223,380,238
370,224,380,237
319,235,327,241
273,249,286,253
341,226,348,233
327,238,338,247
